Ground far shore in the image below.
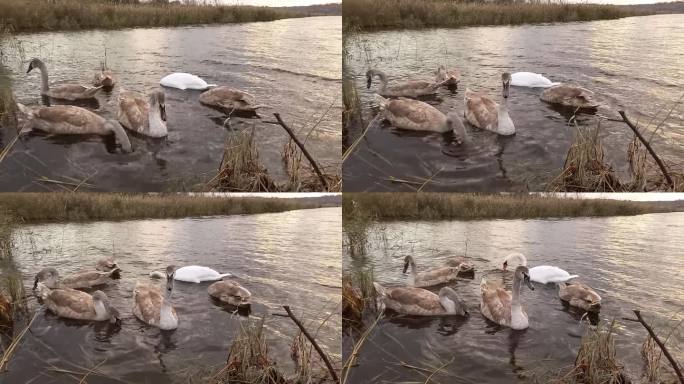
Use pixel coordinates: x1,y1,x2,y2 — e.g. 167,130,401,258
343,0,657,31
0,0,341,34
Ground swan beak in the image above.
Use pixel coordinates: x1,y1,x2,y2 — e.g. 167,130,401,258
524,275,534,291
503,81,510,99
26,66,33,74
502,261,508,272
366,77,372,89
402,261,409,274
160,104,167,122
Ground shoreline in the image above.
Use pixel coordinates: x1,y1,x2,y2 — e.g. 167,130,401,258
0,193,334,224
0,0,340,34
343,0,652,32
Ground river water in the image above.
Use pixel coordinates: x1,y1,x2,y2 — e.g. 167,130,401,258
343,15,684,191
1,207,341,383
343,212,684,383
0,16,341,191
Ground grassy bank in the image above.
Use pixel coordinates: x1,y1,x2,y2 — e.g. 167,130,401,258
0,0,303,33
343,0,650,30
0,193,323,223
343,193,679,221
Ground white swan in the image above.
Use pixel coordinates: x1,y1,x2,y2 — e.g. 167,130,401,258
173,265,232,283
464,73,515,136
160,73,216,91
502,252,578,284
133,265,178,330
480,266,534,329
510,72,560,88
374,282,468,317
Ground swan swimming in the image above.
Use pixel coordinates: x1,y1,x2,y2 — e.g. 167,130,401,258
172,265,232,283
558,281,601,312
208,280,251,306
117,89,168,138
27,58,103,100
510,72,560,88
372,95,468,143
541,84,599,109
17,103,132,153
464,73,515,136
160,73,216,91
33,267,120,290
480,266,534,329
36,283,120,323
133,265,178,330
366,68,442,98
502,252,578,284
403,255,462,288
374,282,468,317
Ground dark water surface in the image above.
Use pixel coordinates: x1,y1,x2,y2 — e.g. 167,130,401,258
0,16,341,191
343,212,684,383
1,207,341,383
344,15,684,191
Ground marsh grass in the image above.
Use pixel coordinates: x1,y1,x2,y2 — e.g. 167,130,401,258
343,193,667,222
282,137,342,193
342,197,375,257
549,111,684,192
209,127,279,192
0,0,302,33
548,122,624,192
539,320,629,384
0,193,320,223
343,0,650,30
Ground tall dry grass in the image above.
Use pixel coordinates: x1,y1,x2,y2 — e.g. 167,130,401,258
0,193,321,223
0,0,302,32
343,0,650,30
343,193,672,221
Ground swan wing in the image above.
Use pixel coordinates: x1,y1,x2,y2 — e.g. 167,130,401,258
118,91,149,133
34,106,106,135
45,288,96,319
385,99,446,132
481,279,511,325
560,282,601,303
530,265,576,283
385,287,442,315
133,282,162,325
465,93,498,130
416,266,457,285
61,270,108,288
199,87,256,110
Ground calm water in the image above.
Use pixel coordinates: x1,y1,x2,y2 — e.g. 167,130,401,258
0,16,341,191
343,15,684,191
343,212,684,383
0,207,341,383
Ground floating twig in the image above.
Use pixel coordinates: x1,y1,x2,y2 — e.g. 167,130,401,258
273,113,329,190
282,305,339,382
625,310,684,383
618,110,673,188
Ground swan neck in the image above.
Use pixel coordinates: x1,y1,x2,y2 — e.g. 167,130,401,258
36,60,49,91
109,121,131,152
512,273,523,306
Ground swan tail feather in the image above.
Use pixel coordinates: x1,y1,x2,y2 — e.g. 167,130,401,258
566,275,579,281
206,84,218,88
217,273,232,279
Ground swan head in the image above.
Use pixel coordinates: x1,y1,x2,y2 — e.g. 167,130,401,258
502,252,527,271
26,58,43,74
446,112,468,145
502,72,511,98
149,90,167,122
34,267,59,290
439,287,468,316
514,266,534,291
402,255,415,274
165,265,177,294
